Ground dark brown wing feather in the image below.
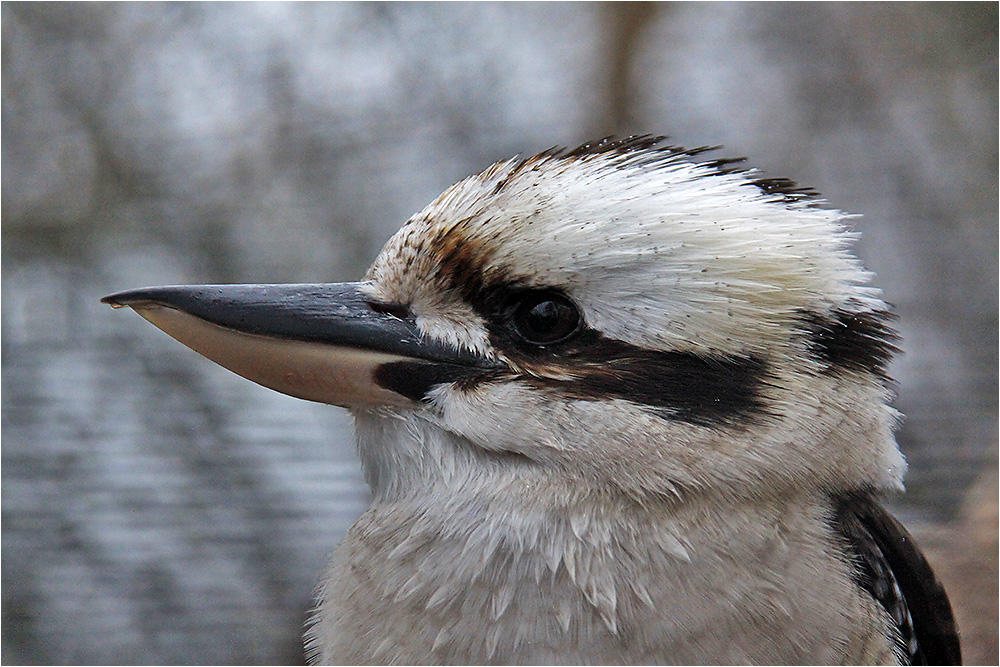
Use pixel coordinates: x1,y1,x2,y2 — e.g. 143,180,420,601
833,493,962,665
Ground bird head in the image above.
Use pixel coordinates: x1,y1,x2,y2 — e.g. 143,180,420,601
103,137,905,507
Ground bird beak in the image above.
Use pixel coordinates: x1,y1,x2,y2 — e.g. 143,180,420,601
101,283,493,409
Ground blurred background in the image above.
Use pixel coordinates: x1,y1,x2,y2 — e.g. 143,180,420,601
2,3,996,664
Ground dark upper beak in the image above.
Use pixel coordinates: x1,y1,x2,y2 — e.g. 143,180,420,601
101,283,495,408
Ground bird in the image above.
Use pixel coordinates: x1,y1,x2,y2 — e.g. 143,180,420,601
103,136,960,665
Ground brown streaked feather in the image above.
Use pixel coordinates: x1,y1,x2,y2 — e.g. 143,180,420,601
834,492,962,665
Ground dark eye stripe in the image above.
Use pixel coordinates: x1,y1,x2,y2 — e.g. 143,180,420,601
373,359,491,404
421,230,892,426
373,333,768,428
422,253,771,426
798,308,898,377
462,278,768,426
497,329,769,427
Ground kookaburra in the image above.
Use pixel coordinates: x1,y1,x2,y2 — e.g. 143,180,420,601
104,136,960,665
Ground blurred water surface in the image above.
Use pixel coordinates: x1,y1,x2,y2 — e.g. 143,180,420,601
3,3,996,664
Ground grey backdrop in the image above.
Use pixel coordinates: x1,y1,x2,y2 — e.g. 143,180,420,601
3,3,996,664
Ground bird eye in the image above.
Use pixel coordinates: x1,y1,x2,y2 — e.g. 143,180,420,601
509,292,582,346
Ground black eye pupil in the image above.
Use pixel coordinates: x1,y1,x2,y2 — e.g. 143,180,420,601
511,292,581,345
